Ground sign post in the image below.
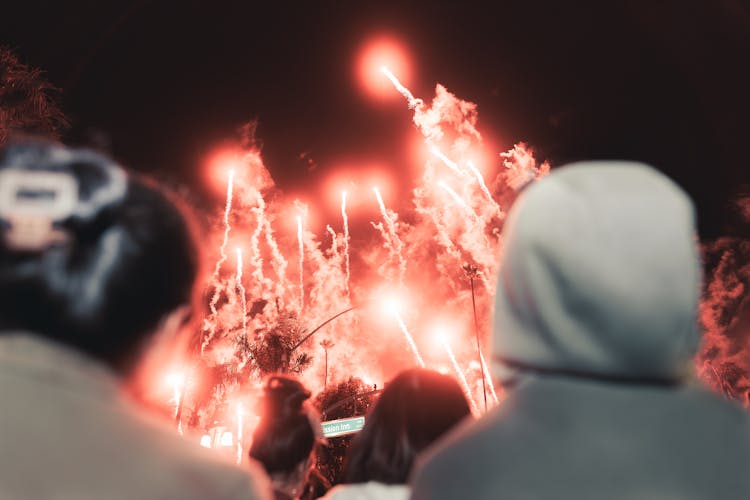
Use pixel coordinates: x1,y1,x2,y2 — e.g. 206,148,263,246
321,416,365,438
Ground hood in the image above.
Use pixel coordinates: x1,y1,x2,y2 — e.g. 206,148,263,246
493,161,700,383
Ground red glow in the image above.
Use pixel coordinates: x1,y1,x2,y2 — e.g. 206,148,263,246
357,36,412,100
204,147,241,195
322,162,396,214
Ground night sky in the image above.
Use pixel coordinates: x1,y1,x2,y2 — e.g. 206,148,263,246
2,0,749,238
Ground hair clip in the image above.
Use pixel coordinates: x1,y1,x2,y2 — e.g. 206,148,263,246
0,169,78,251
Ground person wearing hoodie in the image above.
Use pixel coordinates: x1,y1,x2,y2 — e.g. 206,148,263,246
410,162,750,500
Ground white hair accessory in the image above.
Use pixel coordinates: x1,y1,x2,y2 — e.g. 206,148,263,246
0,169,78,251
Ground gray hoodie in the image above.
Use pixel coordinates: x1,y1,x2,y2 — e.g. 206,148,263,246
411,162,750,500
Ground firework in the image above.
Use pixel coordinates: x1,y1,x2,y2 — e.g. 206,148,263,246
479,350,499,404
341,191,351,295
466,160,498,209
236,403,244,465
202,169,235,352
373,186,406,285
380,66,422,109
189,59,552,434
394,312,426,368
443,343,480,416
430,145,467,178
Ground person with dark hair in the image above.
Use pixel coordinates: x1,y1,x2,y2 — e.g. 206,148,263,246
250,376,320,500
321,368,471,500
411,163,750,499
0,138,271,499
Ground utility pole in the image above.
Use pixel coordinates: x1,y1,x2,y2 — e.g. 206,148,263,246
320,339,334,389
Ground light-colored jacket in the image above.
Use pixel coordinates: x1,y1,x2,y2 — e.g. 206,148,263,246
0,332,272,500
322,482,409,500
411,162,750,500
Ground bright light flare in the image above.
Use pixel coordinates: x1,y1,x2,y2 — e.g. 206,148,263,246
204,148,241,195
357,36,412,100
236,402,244,464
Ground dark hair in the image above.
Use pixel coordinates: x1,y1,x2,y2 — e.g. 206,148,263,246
249,376,316,476
344,369,471,485
0,138,199,372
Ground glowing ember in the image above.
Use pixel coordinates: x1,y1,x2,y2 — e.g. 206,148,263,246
358,38,411,100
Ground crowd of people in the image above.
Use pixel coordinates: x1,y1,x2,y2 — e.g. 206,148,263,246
1,137,750,499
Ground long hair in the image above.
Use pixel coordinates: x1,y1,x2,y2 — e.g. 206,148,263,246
344,369,471,484
250,376,316,476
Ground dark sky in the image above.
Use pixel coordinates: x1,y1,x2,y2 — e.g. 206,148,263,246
2,0,749,238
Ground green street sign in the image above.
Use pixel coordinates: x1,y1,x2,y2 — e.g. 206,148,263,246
321,416,365,438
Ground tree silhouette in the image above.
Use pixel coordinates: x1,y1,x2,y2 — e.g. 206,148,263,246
0,46,67,144
312,377,378,485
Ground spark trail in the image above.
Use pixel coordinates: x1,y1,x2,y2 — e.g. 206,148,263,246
430,145,467,178
438,181,471,210
444,343,481,415
466,160,497,207
395,313,426,368
479,350,499,404
236,248,247,339
341,191,351,294
380,66,422,109
373,186,406,285
249,194,266,285
297,215,304,310
203,169,235,352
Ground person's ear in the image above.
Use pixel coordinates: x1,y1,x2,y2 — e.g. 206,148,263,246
126,304,192,404
158,305,192,341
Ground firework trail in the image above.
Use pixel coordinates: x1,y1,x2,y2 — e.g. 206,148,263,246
326,225,339,255
297,215,304,310
479,350,499,404
438,180,471,211
263,217,289,301
430,145,467,178
203,169,235,352
466,160,499,209
395,313,426,368
380,66,423,109
249,194,266,285
373,186,407,285
444,343,481,416
235,248,248,339
341,191,351,295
